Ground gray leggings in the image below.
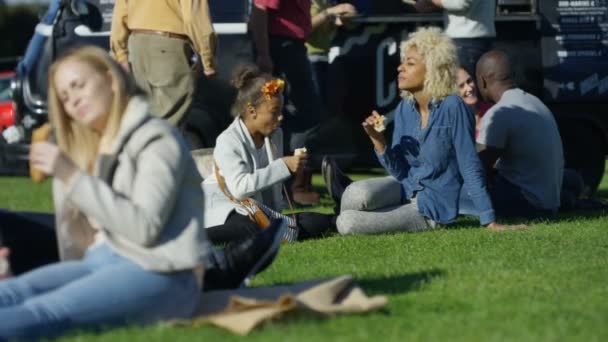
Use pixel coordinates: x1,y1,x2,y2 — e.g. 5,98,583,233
336,177,435,235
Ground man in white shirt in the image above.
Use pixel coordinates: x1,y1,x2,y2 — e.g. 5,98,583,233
413,0,495,78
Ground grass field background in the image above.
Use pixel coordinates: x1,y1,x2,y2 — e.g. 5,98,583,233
0,166,607,341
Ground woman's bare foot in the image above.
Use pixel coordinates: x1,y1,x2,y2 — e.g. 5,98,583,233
0,247,12,279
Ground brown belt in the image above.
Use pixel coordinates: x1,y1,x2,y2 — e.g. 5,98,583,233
130,29,189,41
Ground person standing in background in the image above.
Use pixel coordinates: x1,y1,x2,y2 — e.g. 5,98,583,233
15,0,61,77
413,0,495,80
249,0,322,206
110,0,217,127
306,0,357,108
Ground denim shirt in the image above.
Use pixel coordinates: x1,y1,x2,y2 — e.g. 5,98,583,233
376,95,495,225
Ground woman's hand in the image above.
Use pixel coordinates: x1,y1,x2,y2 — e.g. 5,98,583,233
29,142,78,184
282,153,307,174
486,222,528,231
362,110,387,153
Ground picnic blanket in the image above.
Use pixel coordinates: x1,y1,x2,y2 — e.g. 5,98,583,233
181,275,388,335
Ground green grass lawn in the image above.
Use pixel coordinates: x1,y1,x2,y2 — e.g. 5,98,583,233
1,167,607,341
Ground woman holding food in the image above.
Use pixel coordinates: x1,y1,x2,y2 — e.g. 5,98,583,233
335,27,520,235
0,46,214,339
204,64,336,243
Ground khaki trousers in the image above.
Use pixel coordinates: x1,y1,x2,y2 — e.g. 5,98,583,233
128,33,195,126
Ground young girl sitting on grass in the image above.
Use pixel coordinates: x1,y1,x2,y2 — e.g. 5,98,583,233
204,64,336,243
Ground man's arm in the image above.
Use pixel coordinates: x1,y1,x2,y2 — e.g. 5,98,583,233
181,0,217,76
249,3,273,73
437,0,475,11
110,0,130,69
311,0,327,29
312,3,357,30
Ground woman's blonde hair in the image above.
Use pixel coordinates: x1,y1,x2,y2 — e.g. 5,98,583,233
47,46,140,252
400,27,458,101
47,45,139,173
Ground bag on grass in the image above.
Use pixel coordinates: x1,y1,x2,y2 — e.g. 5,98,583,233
214,163,299,242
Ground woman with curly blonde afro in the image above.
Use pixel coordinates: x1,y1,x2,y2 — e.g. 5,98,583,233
333,27,522,235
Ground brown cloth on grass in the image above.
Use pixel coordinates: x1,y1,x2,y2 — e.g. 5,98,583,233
184,275,388,335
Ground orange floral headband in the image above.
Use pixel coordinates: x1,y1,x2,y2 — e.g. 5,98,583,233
261,79,285,100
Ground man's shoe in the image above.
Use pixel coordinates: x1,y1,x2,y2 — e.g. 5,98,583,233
322,156,353,206
224,218,284,288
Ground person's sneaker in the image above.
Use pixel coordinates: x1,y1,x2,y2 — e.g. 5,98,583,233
281,219,299,243
226,218,284,288
322,156,353,207
202,219,285,291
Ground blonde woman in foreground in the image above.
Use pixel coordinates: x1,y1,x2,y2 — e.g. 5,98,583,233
0,46,287,340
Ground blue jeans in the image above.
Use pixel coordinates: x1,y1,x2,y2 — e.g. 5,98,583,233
16,0,61,75
0,244,200,340
0,209,58,274
460,174,556,219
